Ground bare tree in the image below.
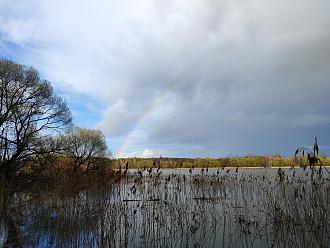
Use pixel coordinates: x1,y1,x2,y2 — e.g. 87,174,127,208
0,59,72,179
61,126,108,175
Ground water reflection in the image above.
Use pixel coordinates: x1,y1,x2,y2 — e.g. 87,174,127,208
1,168,329,247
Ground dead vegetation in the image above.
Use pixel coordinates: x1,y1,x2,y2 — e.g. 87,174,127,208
1,166,329,247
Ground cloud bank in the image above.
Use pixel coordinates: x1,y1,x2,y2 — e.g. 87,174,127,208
1,0,330,157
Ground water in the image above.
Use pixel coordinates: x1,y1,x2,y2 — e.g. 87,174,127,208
1,167,329,247
128,167,327,177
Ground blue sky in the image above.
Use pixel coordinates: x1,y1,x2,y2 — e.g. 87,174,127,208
1,0,330,157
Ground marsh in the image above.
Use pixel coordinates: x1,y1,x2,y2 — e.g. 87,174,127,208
1,167,329,248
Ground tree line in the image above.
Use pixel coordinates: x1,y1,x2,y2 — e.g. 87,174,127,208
0,59,109,180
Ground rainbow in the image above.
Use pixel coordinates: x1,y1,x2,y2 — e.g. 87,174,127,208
115,103,156,157
115,65,202,158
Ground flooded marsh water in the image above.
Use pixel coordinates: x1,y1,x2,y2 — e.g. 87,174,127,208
1,167,330,247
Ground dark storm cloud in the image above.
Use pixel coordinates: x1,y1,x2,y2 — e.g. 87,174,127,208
0,0,329,156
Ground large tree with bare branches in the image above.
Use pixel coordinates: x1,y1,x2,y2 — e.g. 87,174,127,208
0,59,72,179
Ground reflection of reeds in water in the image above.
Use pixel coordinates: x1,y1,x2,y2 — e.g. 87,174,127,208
1,169,330,247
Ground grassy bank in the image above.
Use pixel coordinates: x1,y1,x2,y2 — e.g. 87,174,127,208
112,155,330,169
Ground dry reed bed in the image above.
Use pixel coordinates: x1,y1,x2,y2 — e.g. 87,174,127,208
1,168,329,247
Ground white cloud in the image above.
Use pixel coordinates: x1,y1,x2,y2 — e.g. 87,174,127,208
1,0,330,156
96,100,141,136
121,149,157,158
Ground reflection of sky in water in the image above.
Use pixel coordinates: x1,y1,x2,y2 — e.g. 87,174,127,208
129,167,328,178
0,225,6,247
1,168,329,247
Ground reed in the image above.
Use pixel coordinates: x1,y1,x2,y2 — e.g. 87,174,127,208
1,167,329,247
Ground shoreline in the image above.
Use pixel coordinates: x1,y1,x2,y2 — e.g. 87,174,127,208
120,166,330,170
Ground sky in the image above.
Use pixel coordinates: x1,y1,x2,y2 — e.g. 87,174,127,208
0,0,329,158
